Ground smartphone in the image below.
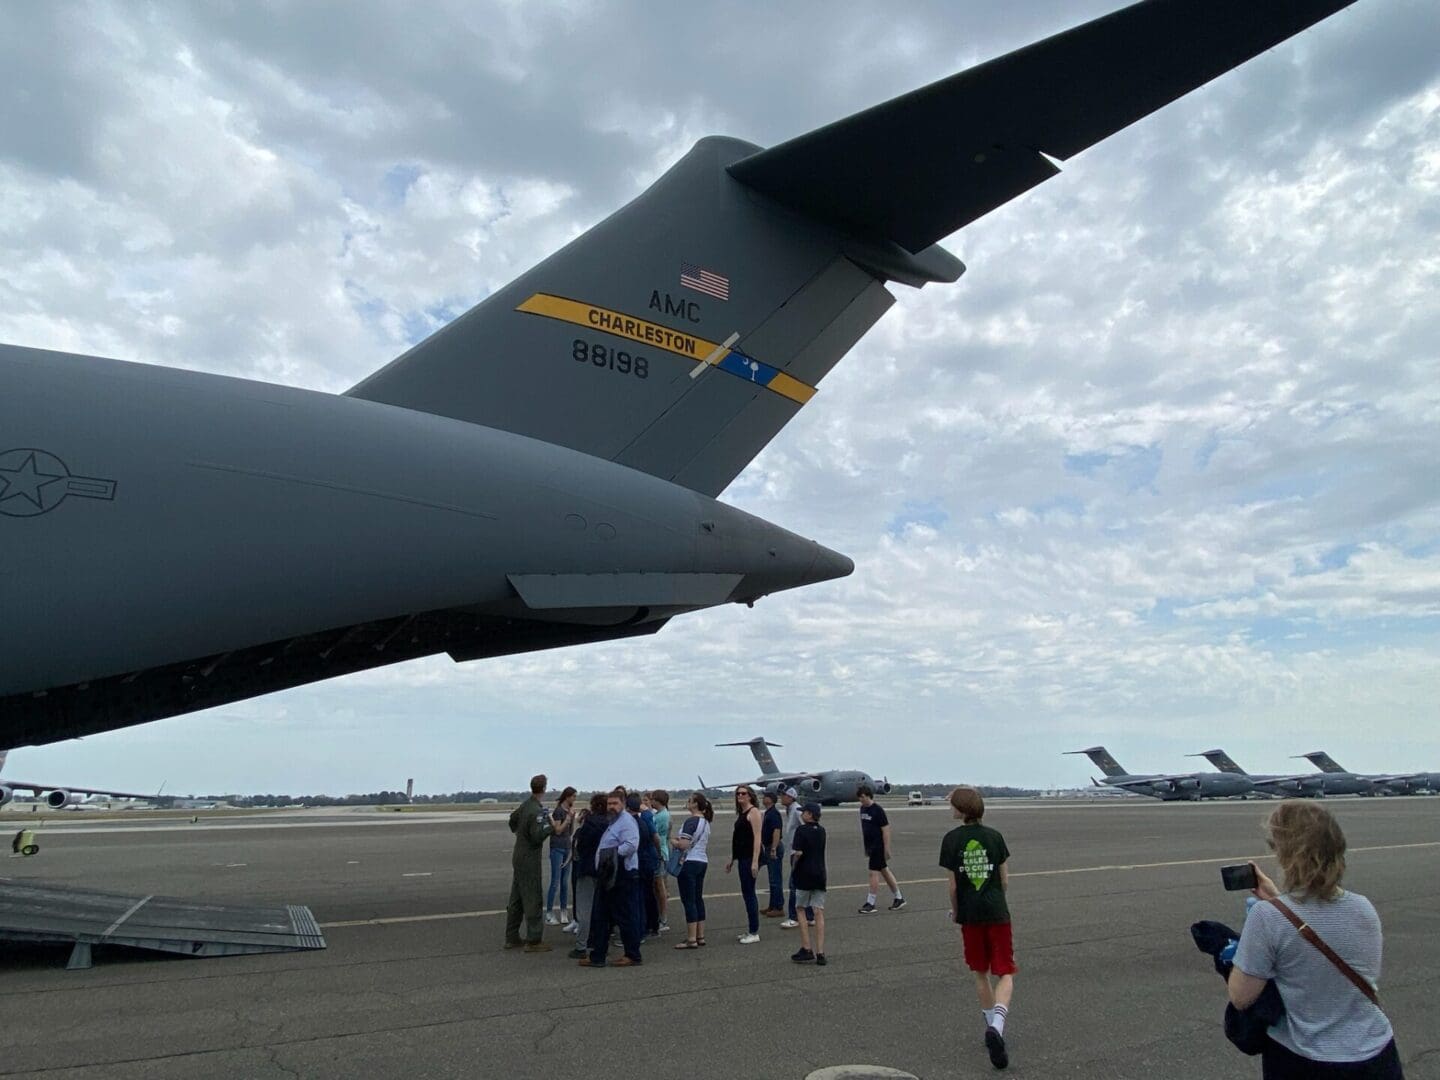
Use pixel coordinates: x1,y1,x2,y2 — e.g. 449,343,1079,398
1220,863,1258,892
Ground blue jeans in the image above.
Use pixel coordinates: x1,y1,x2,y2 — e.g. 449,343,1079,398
546,847,569,912
677,860,707,924
765,844,785,909
738,860,760,933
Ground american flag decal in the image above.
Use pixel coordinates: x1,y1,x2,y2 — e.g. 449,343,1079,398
680,261,730,301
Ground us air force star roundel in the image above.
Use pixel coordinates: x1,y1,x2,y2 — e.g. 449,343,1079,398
0,449,117,518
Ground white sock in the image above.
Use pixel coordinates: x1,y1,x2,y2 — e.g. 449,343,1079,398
992,1003,1008,1036
866,893,877,906
983,1008,994,1028
893,890,904,901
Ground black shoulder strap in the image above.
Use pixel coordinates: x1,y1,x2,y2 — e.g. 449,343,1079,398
1269,899,1380,1007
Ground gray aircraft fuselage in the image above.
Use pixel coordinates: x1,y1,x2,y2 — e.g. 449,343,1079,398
0,345,847,745
760,769,885,807
1097,772,1254,801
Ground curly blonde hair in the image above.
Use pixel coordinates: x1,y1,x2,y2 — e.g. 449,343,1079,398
1266,800,1346,901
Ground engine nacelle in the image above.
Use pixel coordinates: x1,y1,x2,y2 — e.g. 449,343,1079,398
803,778,822,793
46,789,77,809
878,780,892,795
1174,777,1201,791
0,784,11,807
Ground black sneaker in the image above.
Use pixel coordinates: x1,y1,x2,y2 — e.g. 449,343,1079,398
791,947,815,963
985,1027,1009,1070
889,897,907,911
815,953,827,966
858,902,878,915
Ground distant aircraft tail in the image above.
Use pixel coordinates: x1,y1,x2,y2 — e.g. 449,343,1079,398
1299,751,1346,773
1065,746,1128,778
1192,749,1246,775
0,749,6,775
717,737,783,776
346,137,958,497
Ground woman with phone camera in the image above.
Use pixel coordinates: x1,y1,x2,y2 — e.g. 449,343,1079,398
725,785,764,944
1227,800,1402,1078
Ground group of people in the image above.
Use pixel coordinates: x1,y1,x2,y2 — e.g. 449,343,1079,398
506,774,1398,1076
505,776,868,968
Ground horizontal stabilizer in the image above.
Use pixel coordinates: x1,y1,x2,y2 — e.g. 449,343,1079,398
728,0,1357,252
508,572,743,611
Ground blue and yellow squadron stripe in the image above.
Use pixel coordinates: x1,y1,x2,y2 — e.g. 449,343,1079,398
515,292,815,405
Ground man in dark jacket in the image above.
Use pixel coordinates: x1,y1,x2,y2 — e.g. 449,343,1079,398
569,792,608,958
505,773,555,952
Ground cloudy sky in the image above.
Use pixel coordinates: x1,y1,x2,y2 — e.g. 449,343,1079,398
3,1,1438,795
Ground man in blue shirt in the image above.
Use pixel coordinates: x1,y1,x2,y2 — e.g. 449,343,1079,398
580,789,643,967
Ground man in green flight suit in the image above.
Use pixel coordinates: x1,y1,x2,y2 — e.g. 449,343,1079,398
505,773,556,952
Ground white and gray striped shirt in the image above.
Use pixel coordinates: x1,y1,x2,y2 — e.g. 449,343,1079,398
1234,890,1393,1063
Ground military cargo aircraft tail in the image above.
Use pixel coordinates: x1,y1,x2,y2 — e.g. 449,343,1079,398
716,738,783,776
346,138,919,498
347,0,1354,500
1066,746,1129,778
1192,749,1246,775
1299,751,1347,773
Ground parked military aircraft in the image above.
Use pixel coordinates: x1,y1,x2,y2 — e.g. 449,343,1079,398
701,738,890,807
0,0,1361,749
1066,747,1253,801
1296,751,1438,796
0,750,152,810
1191,749,1374,797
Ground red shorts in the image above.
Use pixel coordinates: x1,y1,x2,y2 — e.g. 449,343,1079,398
961,921,1016,976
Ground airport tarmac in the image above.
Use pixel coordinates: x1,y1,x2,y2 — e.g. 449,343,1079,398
2,798,1437,1079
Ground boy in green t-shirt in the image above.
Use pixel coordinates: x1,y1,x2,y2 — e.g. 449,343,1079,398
938,786,1015,1070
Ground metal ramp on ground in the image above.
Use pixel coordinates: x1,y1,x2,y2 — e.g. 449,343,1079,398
0,881,326,969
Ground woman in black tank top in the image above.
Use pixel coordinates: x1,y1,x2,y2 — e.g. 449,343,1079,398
725,785,763,940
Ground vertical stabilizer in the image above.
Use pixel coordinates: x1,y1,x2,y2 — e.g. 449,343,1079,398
1193,749,1246,775
0,749,7,775
347,138,955,497
1300,751,1346,773
717,738,783,777
1066,746,1128,777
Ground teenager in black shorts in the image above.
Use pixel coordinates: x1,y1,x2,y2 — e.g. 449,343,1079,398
856,785,904,914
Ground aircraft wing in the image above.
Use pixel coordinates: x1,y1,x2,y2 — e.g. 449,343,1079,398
1108,774,1190,791
1250,773,1321,790
1,779,155,800
729,0,1357,252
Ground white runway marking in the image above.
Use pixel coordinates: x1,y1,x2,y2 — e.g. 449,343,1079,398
101,894,153,939
318,839,1439,929
401,872,433,878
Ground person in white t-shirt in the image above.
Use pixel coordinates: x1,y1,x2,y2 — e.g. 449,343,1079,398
671,792,714,950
